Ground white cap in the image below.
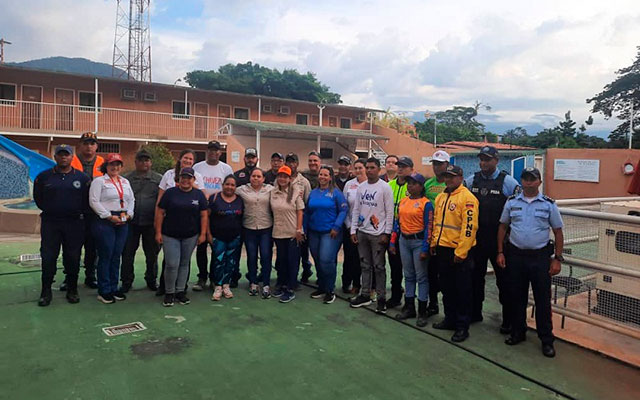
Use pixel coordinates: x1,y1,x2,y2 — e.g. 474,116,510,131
432,150,450,162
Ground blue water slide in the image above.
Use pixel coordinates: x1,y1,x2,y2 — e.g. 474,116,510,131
0,135,55,181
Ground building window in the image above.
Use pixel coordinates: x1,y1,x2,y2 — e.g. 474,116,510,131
172,101,191,119
319,148,333,159
79,92,102,112
234,107,249,120
328,116,337,127
340,117,352,129
615,231,640,256
296,114,308,125
311,114,319,126
97,142,120,153
0,84,16,106
194,151,206,163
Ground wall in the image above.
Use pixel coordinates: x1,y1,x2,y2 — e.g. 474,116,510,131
450,152,534,181
374,125,437,176
544,148,640,199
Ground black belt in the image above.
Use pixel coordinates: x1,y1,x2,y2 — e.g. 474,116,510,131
402,232,424,240
507,242,548,255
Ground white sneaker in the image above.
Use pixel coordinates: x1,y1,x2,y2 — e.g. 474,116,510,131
212,286,222,301
223,284,234,299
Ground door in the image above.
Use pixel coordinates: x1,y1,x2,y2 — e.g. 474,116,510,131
21,85,42,129
194,102,209,138
55,89,74,131
511,156,526,185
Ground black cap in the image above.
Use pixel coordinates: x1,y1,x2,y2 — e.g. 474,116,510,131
135,149,152,160
338,155,352,165
397,156,414,168
285,152,299,162
308,150,320,157
80,132,98,143
521,167,541,180
478,145,499,159
245,147,257,157
444,165,463,176
207,140,222,150
271,152,284,160
179,167,195,177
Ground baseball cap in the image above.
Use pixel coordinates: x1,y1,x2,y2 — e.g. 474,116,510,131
179,167,195,177
277,166,292,176
338,155,352,165
105,153,123,164
478,145,499,159
54,144,73,155
80,132,98,143
271,152,284,160
432,150,450,163
308,150,320,158
443,165,463,176
245,147,258,157
285,152,299,162
406,172,426,185
521,167,541,180
135,149,152,160
207,140,222,150
397,156,414,168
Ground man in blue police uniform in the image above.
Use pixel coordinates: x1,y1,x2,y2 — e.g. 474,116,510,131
465,145,520,331
33,145,91,306
496,167,564,358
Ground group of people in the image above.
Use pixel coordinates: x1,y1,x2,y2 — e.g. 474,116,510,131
34,132,564,358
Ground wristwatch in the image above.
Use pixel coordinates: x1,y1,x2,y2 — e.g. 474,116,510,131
554,254,565,262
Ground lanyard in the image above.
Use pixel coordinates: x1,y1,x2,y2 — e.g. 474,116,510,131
109,177,125,209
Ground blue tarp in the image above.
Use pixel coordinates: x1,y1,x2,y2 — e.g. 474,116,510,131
0,135,55,181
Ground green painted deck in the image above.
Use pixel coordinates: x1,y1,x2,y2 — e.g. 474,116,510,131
0,239,638,400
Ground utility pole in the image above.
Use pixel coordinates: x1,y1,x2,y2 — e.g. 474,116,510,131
630,100,634,149
0,38,11,64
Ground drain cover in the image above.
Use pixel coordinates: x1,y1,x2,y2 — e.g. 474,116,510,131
102,322,147,336
19,254,41,262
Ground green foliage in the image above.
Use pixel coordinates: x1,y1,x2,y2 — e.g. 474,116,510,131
587,46,640,148
141,143,175,174
185,62,342,104
416,104,492,144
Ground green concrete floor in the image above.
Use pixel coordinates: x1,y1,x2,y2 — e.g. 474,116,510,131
0,241,638,400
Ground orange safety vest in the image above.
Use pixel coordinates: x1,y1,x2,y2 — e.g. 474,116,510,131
71,154,105,178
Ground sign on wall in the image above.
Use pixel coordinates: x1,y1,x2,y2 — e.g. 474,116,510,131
553,159,600,183
231,151,240,163
422,156,431,165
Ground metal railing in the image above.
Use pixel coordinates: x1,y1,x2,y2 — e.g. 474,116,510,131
0,100,241,141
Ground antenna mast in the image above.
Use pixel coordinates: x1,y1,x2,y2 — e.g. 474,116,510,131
0,38,12,64
112,0,152,82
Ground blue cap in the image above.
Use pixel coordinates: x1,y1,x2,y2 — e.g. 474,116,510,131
406,172,426,185
54,144,73,155
179,167,195,177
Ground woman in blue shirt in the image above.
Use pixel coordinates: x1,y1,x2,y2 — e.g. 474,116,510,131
305,166,348,304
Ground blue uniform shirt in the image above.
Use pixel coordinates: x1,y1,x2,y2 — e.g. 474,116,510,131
499,192,563,250
304,188,348,233
33,167,90,219
464,169,520,197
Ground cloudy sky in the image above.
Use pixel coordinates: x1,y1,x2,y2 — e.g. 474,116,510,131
2,0,639,137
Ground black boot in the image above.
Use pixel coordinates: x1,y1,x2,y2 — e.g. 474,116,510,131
395,297,416,320
417,300,429,327
38,287,52,307
65,280,80,304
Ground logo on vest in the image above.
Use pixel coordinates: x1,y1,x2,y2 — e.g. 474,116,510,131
448,203,457,211
73,180,81,189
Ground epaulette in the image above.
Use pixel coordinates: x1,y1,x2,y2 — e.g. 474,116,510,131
542,195,555,203
507,194,517,200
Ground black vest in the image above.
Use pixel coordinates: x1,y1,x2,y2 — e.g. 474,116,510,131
471,170,508,241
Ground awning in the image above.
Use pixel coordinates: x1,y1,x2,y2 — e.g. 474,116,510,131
227,120,387,141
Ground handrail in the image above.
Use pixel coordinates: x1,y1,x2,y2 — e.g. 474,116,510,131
559,207,640,224
556,197,640,206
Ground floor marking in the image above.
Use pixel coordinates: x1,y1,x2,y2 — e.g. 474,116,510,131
164,315,186,324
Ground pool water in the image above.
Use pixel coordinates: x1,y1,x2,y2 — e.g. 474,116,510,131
5,200,38,210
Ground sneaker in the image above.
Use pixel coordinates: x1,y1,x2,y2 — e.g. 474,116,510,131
222,284,234,299
146,280,158,291
261,286,272,299
97,294,116,304
375,298,387,314
249,284,259,296
323,292,336,304
113,291,127,301
310,289,325,299
38,287,52,307
212,286,223,301
350,294,372,308
175,292,190,305
120,282,132,293
272,287,284,298
163,294,175,307
84,277,98,289
192,279,206,292
279,290,295,303
300,269,313,284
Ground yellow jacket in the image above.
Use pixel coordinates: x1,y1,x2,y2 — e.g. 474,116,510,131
431,184,479,259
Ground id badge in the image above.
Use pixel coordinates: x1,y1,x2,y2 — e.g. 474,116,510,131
119,211,127,222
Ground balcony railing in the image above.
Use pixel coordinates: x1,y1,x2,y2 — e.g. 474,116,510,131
0,100,233,142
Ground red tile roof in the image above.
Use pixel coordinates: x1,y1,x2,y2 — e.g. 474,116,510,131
440,141,535,150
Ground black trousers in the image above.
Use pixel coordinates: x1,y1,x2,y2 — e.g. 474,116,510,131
41,217,84,288
472,239,511,326
82,216,97,279
196,242,209,281
341,228,361,290
300,240,312,275
120,224,159,285
506,245,554,345
435,246,473,331
387,247,403,300
427,254,440,306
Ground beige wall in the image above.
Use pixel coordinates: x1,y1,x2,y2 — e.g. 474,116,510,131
544,148,640,199
374,125,437,176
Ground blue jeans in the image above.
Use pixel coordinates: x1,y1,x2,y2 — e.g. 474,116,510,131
274,238,300,290
210,236,242,286
399,236,429,301
163,234,198,294
243,227,273,286
308,230,342,293
92,219,128,296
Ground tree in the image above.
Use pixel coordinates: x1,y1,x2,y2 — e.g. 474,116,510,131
501,127,530,147
415,104,490,144
141,143,175,174
375,109,415,137
185,62,342,104
587,46,640,148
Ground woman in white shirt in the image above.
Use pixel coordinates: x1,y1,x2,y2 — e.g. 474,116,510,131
89,153,135,304
341,158,367,295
